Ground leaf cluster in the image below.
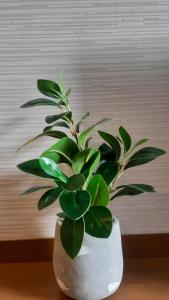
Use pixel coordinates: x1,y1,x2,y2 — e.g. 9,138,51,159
17,76,166,258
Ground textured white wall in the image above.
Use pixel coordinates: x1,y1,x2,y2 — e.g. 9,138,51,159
0,0,169,240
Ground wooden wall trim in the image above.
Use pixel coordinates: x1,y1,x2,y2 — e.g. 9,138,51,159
0,234,168,263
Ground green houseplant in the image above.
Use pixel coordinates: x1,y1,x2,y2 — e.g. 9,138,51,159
17,75,165,299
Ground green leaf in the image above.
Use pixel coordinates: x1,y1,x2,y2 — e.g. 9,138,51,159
99,143,116,163
41,137,79,165
17,130,67,152
119,126,131,152
17,159,55,179
52,121,70,129
97,162,119,185
63,174,85,191
111,184,155,200
20,98,60,108
98,131,121,160
39,157,67,182
37,79,63,101
72,148,96,174
63,111,72,122
21,185,53,195
59,190,91,220
125,147,166,169
80,151,100,185
78,118,110,149
133,138,149,149
60,217,84,259
84,206,113,238
45,112,68,124
38,187,62,210
76,112,90,133
87,175,109,206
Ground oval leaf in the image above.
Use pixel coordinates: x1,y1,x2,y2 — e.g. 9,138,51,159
80,151,100,185
119,126,131,152
59,190,91,220
111,184,155,200
133,138,149,149
84,206,113,238
64,174,85,191
99,143,116,163
78,118,110,149
20,98,60,108
98,131,121,160
125,147,166,169
21,185,53,195
45,112,68,124
17,130,67,152
97,162,119,185
72,148,96,174
37,79,63,100
41,137,79,165
38,187,62,210
39,157,67,182
60,217,84,259
87,175,109,206
17,159,55,179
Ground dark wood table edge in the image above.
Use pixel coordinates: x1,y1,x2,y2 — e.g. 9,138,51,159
0,234,168,263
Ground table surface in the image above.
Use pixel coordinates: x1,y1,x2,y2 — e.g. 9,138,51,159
0,257,168,300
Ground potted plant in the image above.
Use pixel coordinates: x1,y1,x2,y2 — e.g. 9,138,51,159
17,76,165,300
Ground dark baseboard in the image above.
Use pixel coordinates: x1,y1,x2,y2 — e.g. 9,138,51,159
0,234,168,263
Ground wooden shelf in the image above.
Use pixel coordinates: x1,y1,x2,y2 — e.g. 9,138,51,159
0,257,168,299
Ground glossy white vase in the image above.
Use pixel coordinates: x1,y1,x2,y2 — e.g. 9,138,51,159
53,217,123,300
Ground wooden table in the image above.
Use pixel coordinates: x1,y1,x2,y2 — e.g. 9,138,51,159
0,257,168,299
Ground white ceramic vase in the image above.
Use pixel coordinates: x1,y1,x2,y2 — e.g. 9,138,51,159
53,217,123,300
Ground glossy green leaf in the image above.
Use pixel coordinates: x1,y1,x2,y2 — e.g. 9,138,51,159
133,138,149,149
39,157,67,182
59,190,91,220
80,151,100,185
87,175,109,206
76,112,90,133
111,184,155,200
38,187,62,210
60,217,84,259
125,147,166,169
41,137,79,165
17,130,67,152
72,149,96,174
63,174,85,191
20,98,60,108
78,118,110,149
98,131,121,160
119,126,131,152
37,79,63,100
84,206,113,238
97,162,119,185
45,112,68,124
17,159,55,179
21,185,53,195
